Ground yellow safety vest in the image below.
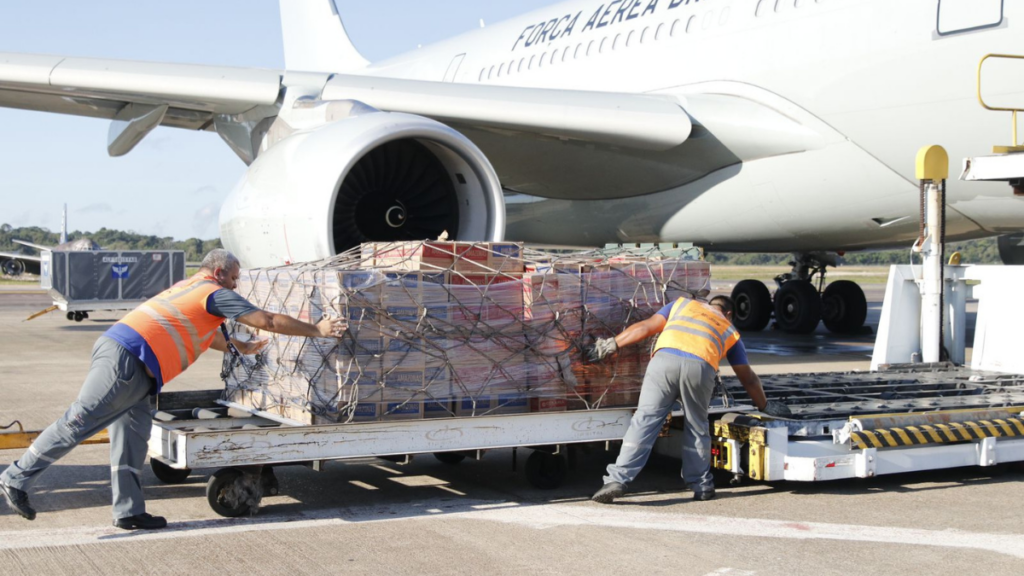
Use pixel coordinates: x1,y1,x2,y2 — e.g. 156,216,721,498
654,298,740,370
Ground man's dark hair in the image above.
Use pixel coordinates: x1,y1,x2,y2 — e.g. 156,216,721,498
709,295,734,316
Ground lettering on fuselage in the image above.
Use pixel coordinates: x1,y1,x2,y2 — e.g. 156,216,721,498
512,0,705,51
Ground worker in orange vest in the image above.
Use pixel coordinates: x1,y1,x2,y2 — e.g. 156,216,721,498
589,295,789,504
1,249,346,529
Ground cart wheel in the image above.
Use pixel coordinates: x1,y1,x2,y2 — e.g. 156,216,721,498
150,459,191,484
434,452,467,465
207,467,261,518
525,450,567,490
73,312,84,322
261,466,280,496
66,311,75,321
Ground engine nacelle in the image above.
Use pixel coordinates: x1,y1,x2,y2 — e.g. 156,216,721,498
998,232,1024,265
220,110,505,268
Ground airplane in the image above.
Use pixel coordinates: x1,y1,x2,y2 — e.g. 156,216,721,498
1,0,1023,335
0,204,100,276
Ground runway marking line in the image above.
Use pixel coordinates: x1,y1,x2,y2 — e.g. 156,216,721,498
0,499,1021,558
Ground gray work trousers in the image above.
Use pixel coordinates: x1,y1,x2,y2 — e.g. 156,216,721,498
1,336,155,520
604,353,717,491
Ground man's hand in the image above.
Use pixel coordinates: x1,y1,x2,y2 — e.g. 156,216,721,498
234,337,268,355
316,317,347,338
761,400,793,418
587,337,618,362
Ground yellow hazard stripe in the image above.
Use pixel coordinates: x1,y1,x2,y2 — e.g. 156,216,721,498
849,417,1024,450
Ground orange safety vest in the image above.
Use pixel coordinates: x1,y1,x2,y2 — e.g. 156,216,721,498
116,276,224,387
654,298,740,371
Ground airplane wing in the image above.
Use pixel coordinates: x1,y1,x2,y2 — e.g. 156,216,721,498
0,52,689,154
12,239,53,252
0,250,41,263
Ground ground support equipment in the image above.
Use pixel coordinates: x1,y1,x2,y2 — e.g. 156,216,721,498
699,364,1024,482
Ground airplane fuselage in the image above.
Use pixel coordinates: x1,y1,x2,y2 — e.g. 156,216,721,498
349,0,1024,252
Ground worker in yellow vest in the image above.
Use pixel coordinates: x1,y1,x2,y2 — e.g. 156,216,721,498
589,295,789,504
1,249,346,530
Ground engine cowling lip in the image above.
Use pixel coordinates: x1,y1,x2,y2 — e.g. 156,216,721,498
320,112,506,256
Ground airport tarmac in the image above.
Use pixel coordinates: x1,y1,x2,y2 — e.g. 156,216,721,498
0,285,1020,576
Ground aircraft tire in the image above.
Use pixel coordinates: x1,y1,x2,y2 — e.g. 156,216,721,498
773,280,821,334
821,280,867,334
731,280,773,331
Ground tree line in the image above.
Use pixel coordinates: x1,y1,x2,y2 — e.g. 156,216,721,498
0,224,222,263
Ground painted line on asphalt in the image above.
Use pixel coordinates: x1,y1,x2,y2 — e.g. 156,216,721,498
0,500,1021,558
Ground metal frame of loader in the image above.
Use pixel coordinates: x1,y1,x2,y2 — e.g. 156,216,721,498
702,364,1024,483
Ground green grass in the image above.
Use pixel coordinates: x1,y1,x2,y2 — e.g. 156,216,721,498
710,265,891,285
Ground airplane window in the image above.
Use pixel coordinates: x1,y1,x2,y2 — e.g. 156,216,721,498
498,63,505,77
612,34,621,50
703,11,714,29
794,0,804,7
563,47,570,62
479,69,484,82
488,66,494,80
518,58,525,72
671,19,681,36
655,23,665,40
587,40,595,56
600,37,608,53
641,27,649,43
686,16,696,33
529,55,536,69
720,7,731,25
509,60,516,74
574,44,582,59
775,0,785,13
755,0,768,16
539,52,547,67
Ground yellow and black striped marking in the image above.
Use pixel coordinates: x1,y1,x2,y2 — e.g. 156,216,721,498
850,416,1024,450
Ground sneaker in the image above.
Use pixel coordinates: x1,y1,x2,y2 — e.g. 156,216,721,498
693,487,716,501
114,513,167,530
591,482,626,504
0,481,36,521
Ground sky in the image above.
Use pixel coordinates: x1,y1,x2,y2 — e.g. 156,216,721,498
0,0,559,240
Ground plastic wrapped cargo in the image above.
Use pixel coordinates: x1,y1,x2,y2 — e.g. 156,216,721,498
223,242,710,425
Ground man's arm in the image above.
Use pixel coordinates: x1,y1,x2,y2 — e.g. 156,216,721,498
614,314,667,349
732,364,768,411
209,330,268,355
236,310,346,339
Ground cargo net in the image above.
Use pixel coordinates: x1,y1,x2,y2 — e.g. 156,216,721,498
222,241,709,425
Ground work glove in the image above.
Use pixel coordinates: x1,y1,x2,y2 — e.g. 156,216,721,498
587,337,618,363
761,400,793,418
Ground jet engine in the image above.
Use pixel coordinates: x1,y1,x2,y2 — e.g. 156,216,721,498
998,232,1024,265
219,111,505,268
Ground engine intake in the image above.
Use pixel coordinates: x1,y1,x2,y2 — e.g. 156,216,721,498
220,111,505,268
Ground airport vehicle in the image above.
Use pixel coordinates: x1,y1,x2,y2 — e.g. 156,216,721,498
3,0,1024,336
40,248,186,322
0,205,88,277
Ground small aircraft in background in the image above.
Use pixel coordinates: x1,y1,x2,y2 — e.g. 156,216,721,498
0,205,101,276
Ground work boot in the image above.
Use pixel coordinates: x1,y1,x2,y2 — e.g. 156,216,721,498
692,487,716,502
114,513,167,530
592,482,626,504
1,481,36,520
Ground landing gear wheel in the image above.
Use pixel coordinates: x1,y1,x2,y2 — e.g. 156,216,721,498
525,450,567,490
434,452,467,465
821,280,867,334
150,459,191,484
73,311,84,322
731,280,773,331
773,281,821,334
207,467,261,518
66,312,75,321
81,312,89,320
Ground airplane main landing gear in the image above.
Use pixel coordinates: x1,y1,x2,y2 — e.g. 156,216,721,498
730,253,867,335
